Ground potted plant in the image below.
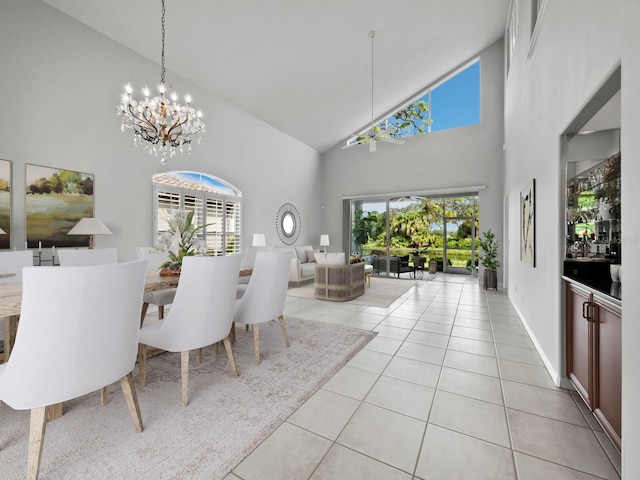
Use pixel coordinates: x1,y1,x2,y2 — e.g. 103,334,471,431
154,210,209,275
477,229,500,289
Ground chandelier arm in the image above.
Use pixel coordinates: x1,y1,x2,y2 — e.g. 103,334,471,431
126,104,160,142
166,117,190,145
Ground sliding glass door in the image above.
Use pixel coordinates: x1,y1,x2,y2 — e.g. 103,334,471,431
349,194,479,277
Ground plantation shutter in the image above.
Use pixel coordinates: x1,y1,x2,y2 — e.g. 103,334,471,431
156,188,181,234
225,200,241,255
205,197,224,255
184,194,205,243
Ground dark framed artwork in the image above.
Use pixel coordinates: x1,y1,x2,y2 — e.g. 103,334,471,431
520,179,535,267
25,164,94,248
0,159,11,249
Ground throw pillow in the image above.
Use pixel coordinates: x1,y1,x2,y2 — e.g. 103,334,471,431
315,252,346,265
305,250,316,263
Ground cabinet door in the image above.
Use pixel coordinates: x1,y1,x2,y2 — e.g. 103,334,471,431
565,282,594,407
593,294,622,450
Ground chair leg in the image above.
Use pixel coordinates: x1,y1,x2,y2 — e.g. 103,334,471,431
278,315,290,347
230,322,236,343
119,372,143,433
158,305,165,320
140,302,149,327
181,351,189,407
197,348,203,363
252,324,260,365
100,386,108,406
138,343,147,387
223,336,239,377
27,406,47,480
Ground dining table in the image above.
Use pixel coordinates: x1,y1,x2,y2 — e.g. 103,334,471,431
0,266,252,421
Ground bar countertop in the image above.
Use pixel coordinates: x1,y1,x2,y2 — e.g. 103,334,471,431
562,275,621,304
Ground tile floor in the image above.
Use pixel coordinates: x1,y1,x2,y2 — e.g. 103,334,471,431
226,274,621,480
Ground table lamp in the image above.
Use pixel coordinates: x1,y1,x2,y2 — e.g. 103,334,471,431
320,234,330,253
252,233,266,247
67,218,112,249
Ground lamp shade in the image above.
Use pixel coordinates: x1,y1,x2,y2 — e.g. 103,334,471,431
252,233,266,247
320,234,330,247
67,218,112,235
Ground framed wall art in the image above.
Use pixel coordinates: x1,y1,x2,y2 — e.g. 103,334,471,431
25,164,94,248
0,159,11,249
520,178,536,267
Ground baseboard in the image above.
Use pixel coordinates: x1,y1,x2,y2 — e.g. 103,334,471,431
510,301,570,389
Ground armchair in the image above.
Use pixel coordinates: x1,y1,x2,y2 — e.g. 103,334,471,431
372,255,414,277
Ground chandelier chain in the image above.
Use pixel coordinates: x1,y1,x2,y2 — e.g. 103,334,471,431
370,30,375,128
160,0,166,85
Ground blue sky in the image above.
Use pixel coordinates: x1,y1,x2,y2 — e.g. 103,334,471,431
430,60,480,132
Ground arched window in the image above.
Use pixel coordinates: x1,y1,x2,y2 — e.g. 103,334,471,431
153,171,242,255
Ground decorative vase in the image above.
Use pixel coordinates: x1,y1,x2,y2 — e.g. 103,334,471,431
159,268,181,277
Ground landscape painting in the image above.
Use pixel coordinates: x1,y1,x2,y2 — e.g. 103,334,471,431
0,159,11,249
25,164,94,248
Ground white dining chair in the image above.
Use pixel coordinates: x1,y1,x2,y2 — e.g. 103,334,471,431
56,246,119,404
233,251,291,365
138,254,241,407
57,247,118,266
136,247,176,324
0,251,34,362
0,260,148,480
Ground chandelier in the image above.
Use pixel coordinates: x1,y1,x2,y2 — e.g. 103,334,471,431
118,0,205,164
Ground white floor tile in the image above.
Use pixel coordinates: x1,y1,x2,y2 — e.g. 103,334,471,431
364,375,436,421
337,403,426,474
233,422,332,480
415,424,516,480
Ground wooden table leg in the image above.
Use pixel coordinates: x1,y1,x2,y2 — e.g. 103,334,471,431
46,403,63,421
4,314,19,361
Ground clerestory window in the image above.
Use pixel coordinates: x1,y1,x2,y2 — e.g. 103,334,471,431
346,59,480,147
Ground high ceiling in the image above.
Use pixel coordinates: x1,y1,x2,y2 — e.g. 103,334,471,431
42,0,510,152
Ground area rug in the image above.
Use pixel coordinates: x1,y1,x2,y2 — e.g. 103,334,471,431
0,318,376,479
287,275,433,308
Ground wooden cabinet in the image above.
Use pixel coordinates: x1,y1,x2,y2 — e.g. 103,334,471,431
565,280,621,450
566,282,593,405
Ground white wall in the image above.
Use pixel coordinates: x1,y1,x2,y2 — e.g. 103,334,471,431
321,40,505,280
504,0,640,476
0,0,323,261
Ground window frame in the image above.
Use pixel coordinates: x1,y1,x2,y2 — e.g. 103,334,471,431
153,174,242,256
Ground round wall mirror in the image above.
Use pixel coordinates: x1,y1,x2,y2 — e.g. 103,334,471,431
282,212,296,236
276,203,301,245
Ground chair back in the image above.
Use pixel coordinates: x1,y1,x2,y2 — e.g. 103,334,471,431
136,246,170,271
241,246,274,267
57,247,118,266
151,254,241,352
234,251,291,325
0,250,33,283
0,260,148,409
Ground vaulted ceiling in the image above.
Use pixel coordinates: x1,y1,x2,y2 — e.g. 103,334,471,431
43,0,510,152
